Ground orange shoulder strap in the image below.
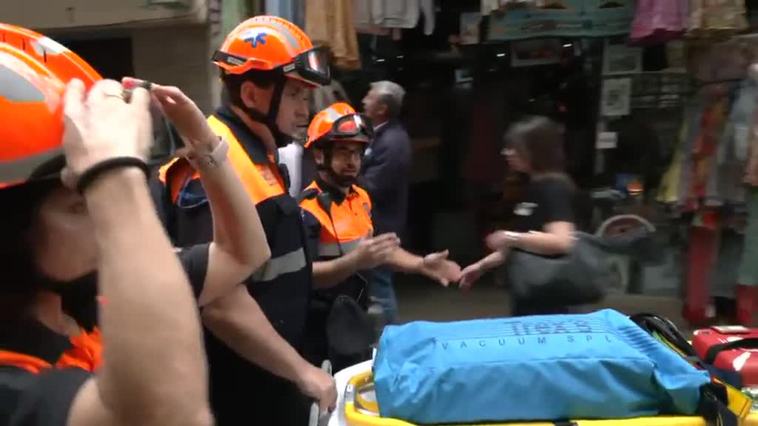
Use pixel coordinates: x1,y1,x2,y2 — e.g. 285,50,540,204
208,115,285,204
57,328,102,372
0,328,102,374
0,350,51,374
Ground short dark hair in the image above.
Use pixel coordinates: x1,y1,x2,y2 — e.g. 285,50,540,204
505,116,566,175
221,69,281,107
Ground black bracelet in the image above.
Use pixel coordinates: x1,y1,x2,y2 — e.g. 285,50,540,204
76,157,150,194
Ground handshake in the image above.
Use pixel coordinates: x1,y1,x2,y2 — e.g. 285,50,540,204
349,229,513,289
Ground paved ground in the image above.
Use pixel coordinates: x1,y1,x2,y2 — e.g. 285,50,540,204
395,274,690,331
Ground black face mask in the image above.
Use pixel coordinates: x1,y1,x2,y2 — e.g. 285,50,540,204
40,271,99,331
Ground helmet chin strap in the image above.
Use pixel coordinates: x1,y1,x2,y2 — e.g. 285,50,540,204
239,76,292,148
317,145,357,189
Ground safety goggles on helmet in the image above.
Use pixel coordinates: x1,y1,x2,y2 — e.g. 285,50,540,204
328,113,374,142
212,46,330,86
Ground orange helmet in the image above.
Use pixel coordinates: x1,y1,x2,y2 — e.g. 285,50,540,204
213,16,329,86
0,24,100,90
0,25,101,188
305,103,374,149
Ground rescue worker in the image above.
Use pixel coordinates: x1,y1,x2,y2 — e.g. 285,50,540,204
0,34,214,425
0,24,271,425
300,103,463,371
154,16,338,425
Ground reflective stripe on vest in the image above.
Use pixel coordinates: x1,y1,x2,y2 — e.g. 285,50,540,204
252,247,307,282
300,181,373,260
318,239,361,257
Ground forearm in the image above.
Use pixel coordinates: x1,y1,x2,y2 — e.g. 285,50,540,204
388,248,423,275
478,250,507,272
510,231,574,256
202,286,309,383
312,253,361,289
198,160,269,269
85,169,208,420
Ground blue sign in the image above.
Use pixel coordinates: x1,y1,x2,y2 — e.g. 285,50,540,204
488,0,634,40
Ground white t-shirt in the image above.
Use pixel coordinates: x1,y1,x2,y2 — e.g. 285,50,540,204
278,142,304,198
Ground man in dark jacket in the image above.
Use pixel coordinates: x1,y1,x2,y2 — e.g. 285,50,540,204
360,81,412,324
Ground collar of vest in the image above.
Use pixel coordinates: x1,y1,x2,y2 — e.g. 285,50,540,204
315,177,358,205
0,320,72,366
213,106,270,165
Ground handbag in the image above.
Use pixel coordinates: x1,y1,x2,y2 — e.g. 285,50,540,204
506,231,610,306
326,293,376,372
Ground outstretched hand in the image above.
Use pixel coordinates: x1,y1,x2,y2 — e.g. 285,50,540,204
419,250,462,287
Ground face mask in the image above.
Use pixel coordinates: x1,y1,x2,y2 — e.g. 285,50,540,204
40,271,99,331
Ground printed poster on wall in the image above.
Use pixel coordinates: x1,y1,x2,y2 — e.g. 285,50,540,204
488,0,634,41
460,12,482,45
601,78,631,117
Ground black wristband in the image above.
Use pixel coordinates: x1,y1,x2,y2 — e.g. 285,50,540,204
76,157,150,194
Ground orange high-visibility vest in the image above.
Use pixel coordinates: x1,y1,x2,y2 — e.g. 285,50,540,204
299,180,373,259
0,328,101,374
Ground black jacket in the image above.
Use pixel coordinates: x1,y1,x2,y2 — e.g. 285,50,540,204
359,120,412,236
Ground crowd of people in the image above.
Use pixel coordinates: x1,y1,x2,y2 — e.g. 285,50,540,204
0,15,577,426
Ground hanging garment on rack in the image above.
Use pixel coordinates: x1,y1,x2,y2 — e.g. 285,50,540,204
691,93,729,207
692,42,750,83
630,0,688,45
481,0,540,15
680,100,708,210
706,80,758,205
371,0,419,28
306,0,362,70
745,107,758,186
658,101,704,207
353,0,435,32
741,98,758,289
421,0,435,35
723,80,758,165
739,188,758,286
688,0,748,39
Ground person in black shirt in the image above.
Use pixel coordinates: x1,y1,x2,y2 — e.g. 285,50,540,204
459,116,577,316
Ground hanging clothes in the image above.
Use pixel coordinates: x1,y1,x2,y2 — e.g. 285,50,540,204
687,0,748,39
689,90,729,207
353,0,435,34
744,66,758,186
657,84,750,210
310,80,350,116
481,0,541,15
306,0,362,70
630,0,688,45
739,188,758,286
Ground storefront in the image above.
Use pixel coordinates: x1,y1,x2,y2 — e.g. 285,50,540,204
302,0,758,325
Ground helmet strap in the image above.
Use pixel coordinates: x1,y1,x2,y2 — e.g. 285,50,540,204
238,74,291,148
316,144,357,188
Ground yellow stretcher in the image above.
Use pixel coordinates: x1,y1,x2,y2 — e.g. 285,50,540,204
342,371,758,426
